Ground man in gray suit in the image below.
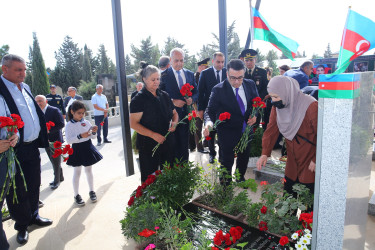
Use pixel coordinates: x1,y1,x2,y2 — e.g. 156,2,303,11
63,86,83,120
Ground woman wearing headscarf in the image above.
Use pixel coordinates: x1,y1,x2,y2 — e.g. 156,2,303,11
256,76,318,195
130,64,178,183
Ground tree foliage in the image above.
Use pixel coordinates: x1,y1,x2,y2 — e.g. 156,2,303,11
0,45,10,75
266,50,279,76
324,43,332,58
82,44,92,82
97,44,109,74
130,36,160,66
30,32,49,95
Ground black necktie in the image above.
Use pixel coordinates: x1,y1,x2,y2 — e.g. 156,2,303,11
216,70,220,83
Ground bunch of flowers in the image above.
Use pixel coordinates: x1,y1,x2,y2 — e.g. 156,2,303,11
291,228,312,250
200,112,231,142
0,114,26,203
46,121,55,131
212,226,247,249
234,97,266,154
180,83,197,134
51,141,73,162
128,171,162,207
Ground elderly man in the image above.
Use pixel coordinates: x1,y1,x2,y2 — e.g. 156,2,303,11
198,52,227,162
284,60,314,89
91,84,111,146
160,48,198,162
0,54,52,245
204,59,259,184
46,84,66,119
35,95,65,190
131,82,144,99
64,86,83,120
158,56,170,74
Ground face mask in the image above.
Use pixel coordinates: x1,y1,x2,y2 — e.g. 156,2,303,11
272,100,285,109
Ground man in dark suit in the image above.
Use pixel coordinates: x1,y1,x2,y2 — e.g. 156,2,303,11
64,86,83,120
204,59,259,184
198,52,226,163
160,48,198,162
0,54,52,245
131,82,144,99
189,58,210,153
35,95,65,190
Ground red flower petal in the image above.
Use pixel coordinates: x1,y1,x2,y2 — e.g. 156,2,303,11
138,228,156,237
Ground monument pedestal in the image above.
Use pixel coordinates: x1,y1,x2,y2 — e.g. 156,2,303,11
312,72,374,249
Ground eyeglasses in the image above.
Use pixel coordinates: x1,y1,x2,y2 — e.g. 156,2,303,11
228,75,244,81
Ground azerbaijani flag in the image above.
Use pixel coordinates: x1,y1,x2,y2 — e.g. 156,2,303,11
252,7,299,60
331,9,375,76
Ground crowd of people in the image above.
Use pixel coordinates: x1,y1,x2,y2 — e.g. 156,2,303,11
0,48,321,248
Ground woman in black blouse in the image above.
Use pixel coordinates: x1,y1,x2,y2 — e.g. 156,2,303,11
130,64,178,182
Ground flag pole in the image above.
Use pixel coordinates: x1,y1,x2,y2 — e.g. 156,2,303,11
249,0,254,49
337,6,351,67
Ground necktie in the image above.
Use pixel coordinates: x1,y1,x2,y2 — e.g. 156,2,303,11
216,70,221,83
236,88,247,132
177,70,184,89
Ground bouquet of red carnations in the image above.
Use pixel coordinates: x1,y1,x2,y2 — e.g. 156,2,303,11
0,114,26,203
180,83,197,134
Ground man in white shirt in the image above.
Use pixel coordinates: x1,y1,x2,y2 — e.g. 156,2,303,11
91,84,111,146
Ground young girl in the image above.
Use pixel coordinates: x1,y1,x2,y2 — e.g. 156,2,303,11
65,101,103,206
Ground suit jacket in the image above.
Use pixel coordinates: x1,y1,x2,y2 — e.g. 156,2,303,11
198,67,227,111
45,105,64,143
160,67,198,120
0,78,48,148
244,66,268,99
207,79,259,150
63,94,83,109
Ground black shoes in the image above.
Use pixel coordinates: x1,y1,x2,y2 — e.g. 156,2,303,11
50,182,60,190
16,230,29,245
97,142,102,146
209,155,215,164
198,149,209,154
38,200,44,208
30,217,53,227
75,194,85,206
89,191,97,203
104,140,111,143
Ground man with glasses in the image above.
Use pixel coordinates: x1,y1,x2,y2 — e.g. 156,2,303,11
204,59,259,184
63,86,83,121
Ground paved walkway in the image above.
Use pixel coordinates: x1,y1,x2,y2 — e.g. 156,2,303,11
3,125,375,249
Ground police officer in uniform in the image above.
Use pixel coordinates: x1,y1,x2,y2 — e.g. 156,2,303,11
241,49,268,100
46,84,66,119
189,58,210,153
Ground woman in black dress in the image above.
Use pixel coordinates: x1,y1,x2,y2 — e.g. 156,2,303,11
130,64,178,182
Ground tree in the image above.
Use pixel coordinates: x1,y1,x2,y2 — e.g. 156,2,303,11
24,46,33,87
197,45,216,62
130,36,160,66
266,50,279,76
311,53,321,59
30,32,49,95
51,36,82,92
97,44,110,74
125,54,135,75
162,36,185,56
324,43,332,58
82,44,92,82
0,45,9,75
255,48,266,62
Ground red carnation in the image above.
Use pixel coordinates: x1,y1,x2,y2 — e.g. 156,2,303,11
138,228,156,237
49,121,55,127
205,136,212,141
192,110,197,118
224,112,231,119
188,113,193,121
260,181,269,186
63,157,69,162
52,149,62,158
260,205,267,214
253,97,262,103
219,113,226,121
155,170,162,176
279,236,289,246
259,101,266,108
67,148,74,155
136,188,143,198
259,221,268,231
128,196,135,206
224,233,231,246
213,235,222,246
53,141,62,149
211,247,219,250
0,117,13,128
100,122,104,126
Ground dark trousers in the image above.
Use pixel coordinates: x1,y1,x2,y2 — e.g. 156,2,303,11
6,141,41,231
188,118,204,151
174,122,189,162
94,115,109,143
45,146,64,184
139,138,175,182
0,157,10,250
218,141,251,183
208,131,217,157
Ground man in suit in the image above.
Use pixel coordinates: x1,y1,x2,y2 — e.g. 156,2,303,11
0,54,52,245
35,95,65,190
189,58,210,153
198,52,226,163
204,59,259,184
160,48,198,162
64,86,83,120
158,56,170,74
131,82,144,99
46,84,66,119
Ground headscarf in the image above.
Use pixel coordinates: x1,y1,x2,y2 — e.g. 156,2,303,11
267,76,316,140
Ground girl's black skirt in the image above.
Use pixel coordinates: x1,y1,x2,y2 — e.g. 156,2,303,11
67,139,103,167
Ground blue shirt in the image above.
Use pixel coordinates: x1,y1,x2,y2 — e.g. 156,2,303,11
283,68,309,89
1,75,41,142
91,93,108,116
